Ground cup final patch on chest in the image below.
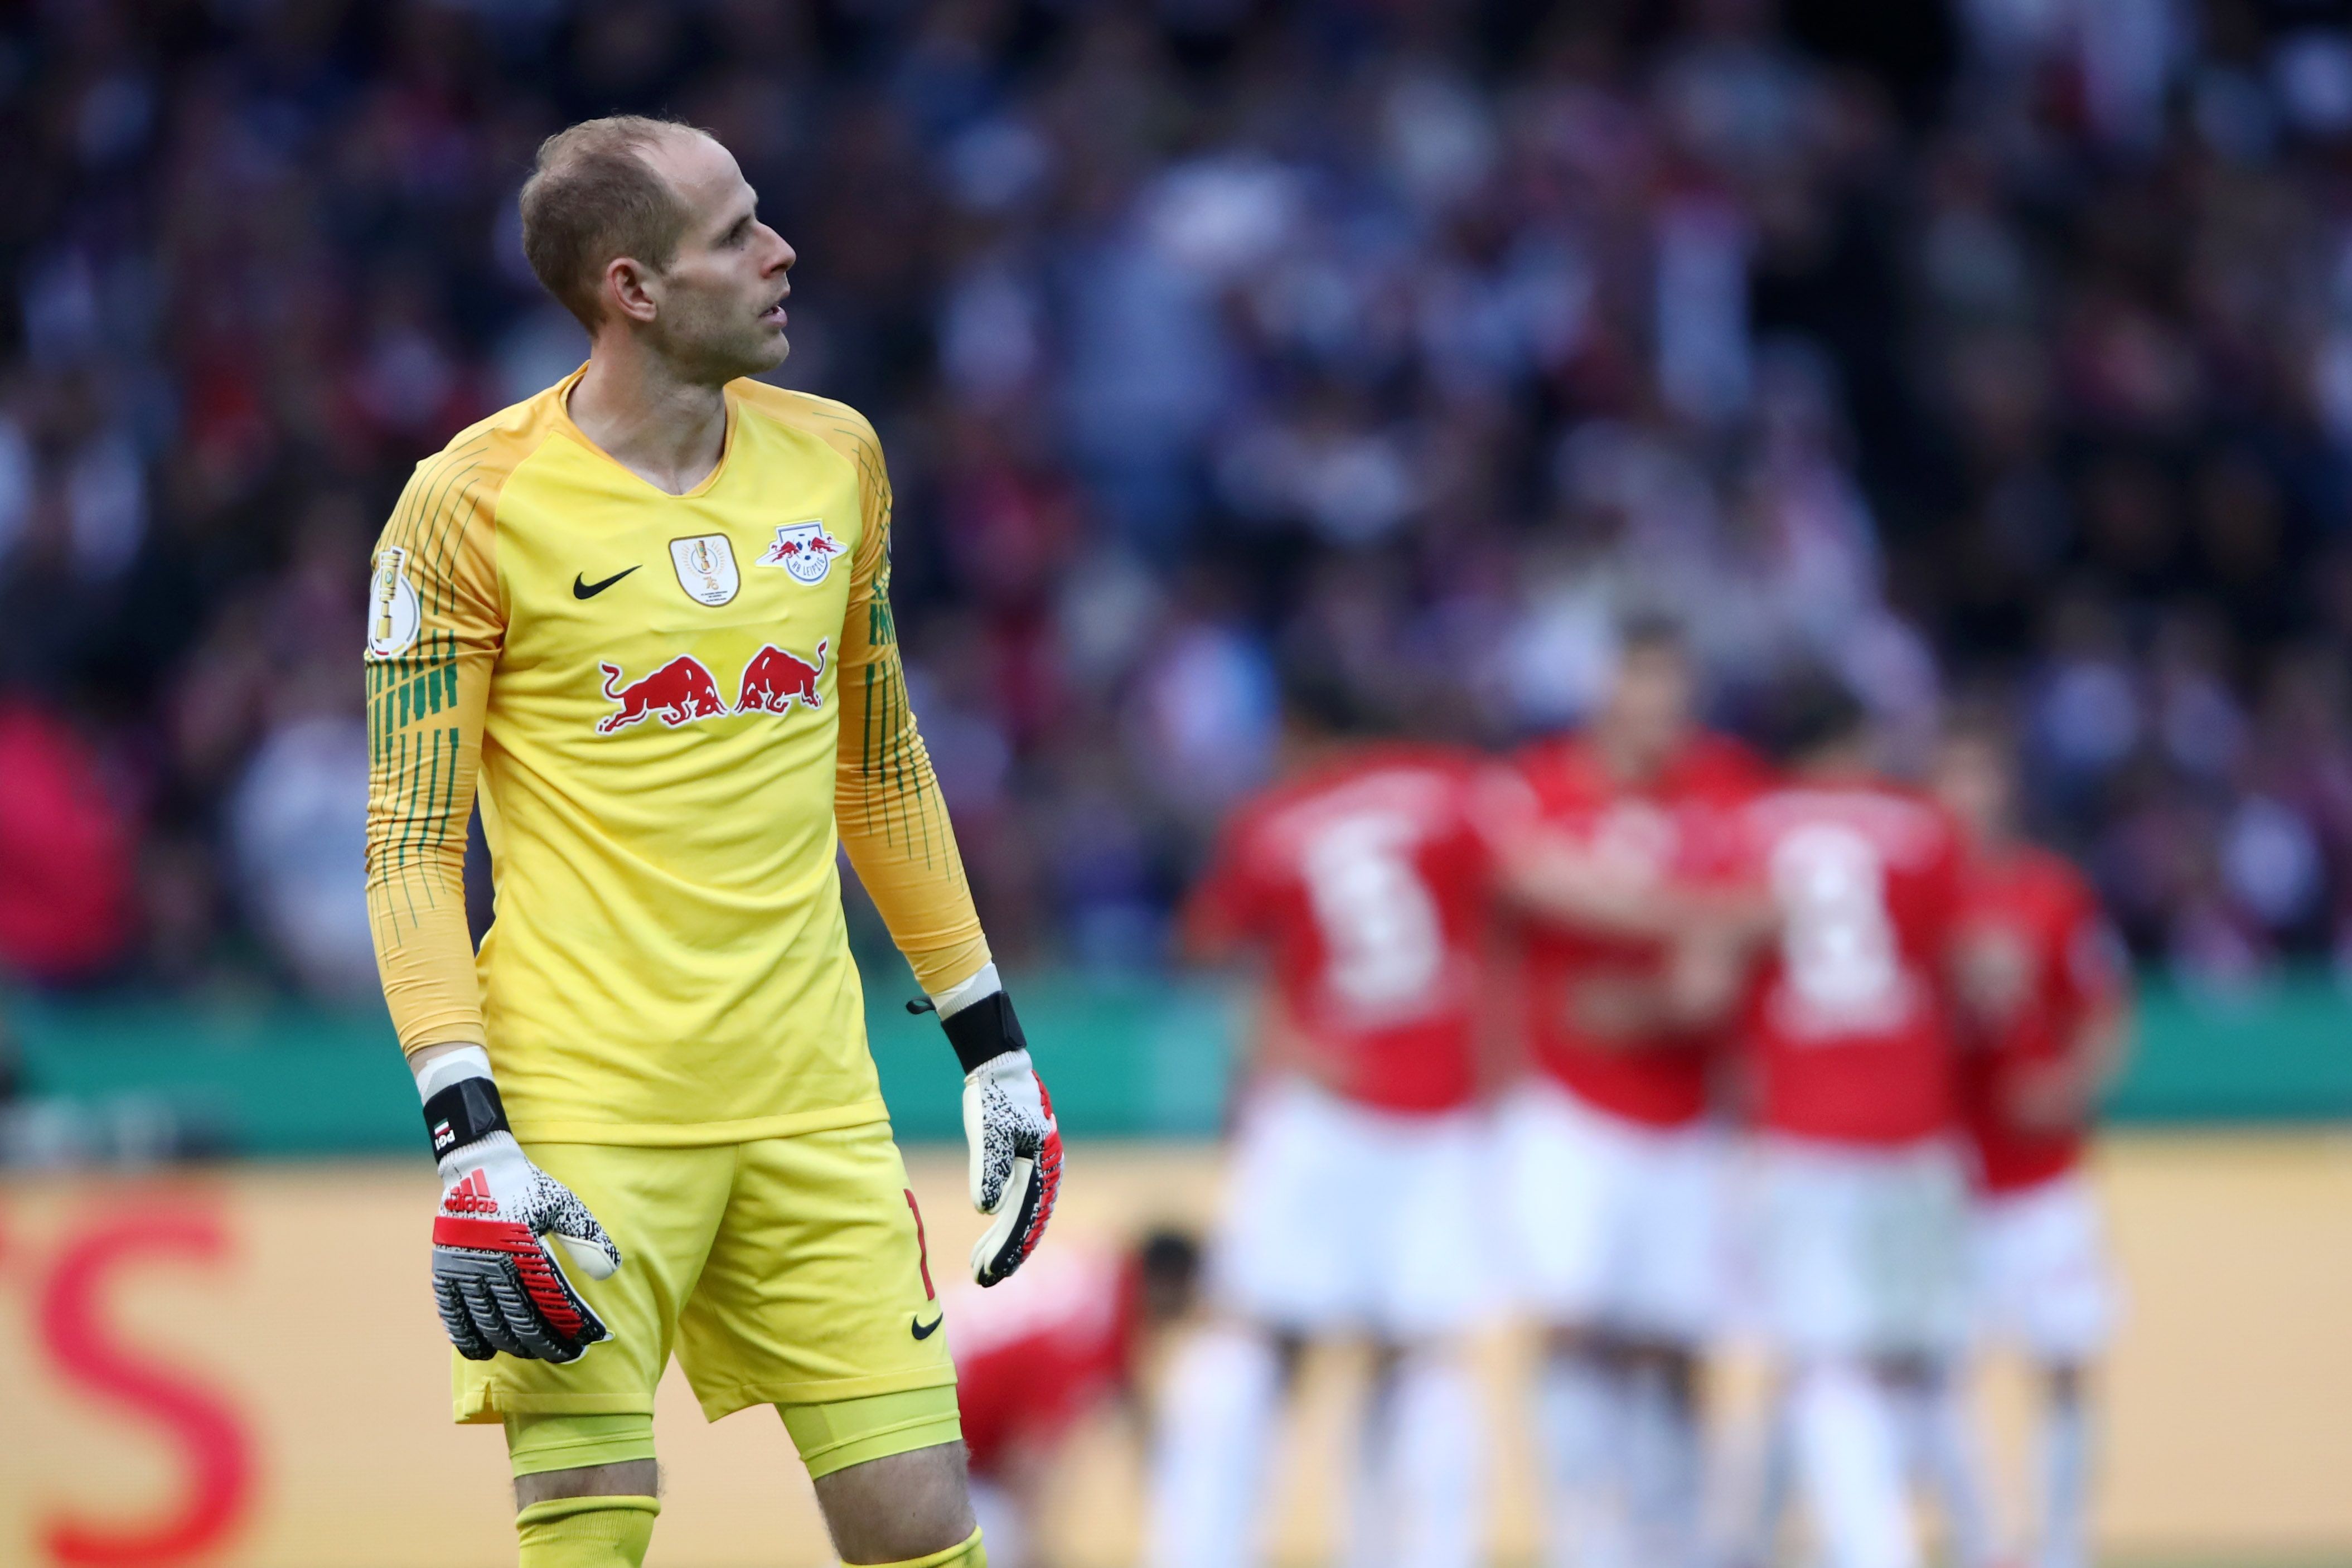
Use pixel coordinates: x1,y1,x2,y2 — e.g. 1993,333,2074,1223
669,534,741,606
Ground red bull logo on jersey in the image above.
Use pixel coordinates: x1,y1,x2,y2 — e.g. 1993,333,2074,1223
594,643,830,734
737,639,827,714
758,520,845,584
596,655,730,733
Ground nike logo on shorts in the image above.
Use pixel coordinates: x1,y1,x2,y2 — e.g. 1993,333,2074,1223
911,1312,944,1340
573,566,641,599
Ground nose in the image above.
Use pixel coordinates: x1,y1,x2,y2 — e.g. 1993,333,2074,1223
763,225,796,276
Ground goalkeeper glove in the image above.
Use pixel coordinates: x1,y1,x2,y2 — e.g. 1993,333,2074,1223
420,1054,620,1363
935,974,1062,1286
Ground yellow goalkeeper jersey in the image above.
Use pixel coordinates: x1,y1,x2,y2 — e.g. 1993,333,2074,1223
364,367,988,1145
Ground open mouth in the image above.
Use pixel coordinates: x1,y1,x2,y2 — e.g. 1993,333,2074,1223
761,298,789,327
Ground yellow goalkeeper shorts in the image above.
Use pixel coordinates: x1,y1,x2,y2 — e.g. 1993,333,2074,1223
452,1120,956,1424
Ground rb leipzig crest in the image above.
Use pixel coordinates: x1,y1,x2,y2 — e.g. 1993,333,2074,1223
759,520,845,584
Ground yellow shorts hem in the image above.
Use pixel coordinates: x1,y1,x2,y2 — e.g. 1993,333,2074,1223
506,1411,658,1478
793,1412,964,1480
513,1100,889,1148
781,1385,965,1480
694,1362,957,1424
456,1386,656,1425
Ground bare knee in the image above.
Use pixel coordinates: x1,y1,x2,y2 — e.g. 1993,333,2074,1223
1270,1327,1310,1387
514,1459,660,1509
1870,1352,1943,1392
1640,1342,1700,1406
1545,1320,1600,1362
814,1440,976,1565
1547,1321,1648,1374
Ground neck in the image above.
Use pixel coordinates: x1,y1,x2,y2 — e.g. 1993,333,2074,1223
1971,817,2022,859
569,337,732,495
1594,722,1667,786
1794,741,1872,780
1279,730,1344,777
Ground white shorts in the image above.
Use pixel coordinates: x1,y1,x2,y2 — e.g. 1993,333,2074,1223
1757,1136,1969,1361
1211,1078,1496,1339
1497,1079,1724,1343
1971,1170,2116,1362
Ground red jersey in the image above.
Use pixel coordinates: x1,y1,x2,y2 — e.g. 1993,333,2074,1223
1501,732,1771,1127
1186,747,1494,1115
1728,778,1964,1145
951,1246,1138,1477
1951,846,2127,1194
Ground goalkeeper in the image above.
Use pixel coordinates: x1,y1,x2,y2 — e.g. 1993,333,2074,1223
366,115,1058,1568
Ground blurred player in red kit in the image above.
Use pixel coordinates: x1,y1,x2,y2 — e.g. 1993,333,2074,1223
1151,674,1500,1568
1698,676,1973,1568
1934,711,2131,1568
950,1231,1201,1568
1485,618,1769,1568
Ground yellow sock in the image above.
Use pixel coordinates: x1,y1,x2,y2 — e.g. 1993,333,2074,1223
514,1495,659,1568
855,1525,985,1567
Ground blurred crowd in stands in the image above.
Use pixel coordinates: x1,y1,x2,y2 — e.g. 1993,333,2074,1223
3,0,2351,999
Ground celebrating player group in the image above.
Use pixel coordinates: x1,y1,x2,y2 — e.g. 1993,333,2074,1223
1167,627,2128,1568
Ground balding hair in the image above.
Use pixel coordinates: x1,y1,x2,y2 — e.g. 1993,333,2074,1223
519,116,702,328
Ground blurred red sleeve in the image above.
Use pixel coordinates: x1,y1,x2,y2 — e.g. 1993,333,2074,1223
1180,808,1266,963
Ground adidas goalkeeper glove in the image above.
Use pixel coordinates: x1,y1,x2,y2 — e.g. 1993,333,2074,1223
936,974,1062,1286
420,1053,620,1363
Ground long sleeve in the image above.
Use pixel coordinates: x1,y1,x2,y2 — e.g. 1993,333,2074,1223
365,443,505,1056
830,425,991,995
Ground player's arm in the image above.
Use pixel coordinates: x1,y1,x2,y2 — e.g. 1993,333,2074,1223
1178,811,1317,1112
1461,772,1536,1093
1236,987,1324,1101
829,415,1058,1286
1561,972,1687,1046
1178,809,1265,970
1475,768,1775,944
365,457,618,1363
1552,931,1751,1048
2010,911,2135,1133
1625,825,1778,1039
1502,832,1777,943
1474,908,1530,1096
1658,921,1763,1032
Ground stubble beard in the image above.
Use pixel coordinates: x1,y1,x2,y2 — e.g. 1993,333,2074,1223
655,289,790,386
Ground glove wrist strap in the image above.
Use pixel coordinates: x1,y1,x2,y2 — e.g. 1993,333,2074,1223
943,990,1027,1075
424,1077,510,1158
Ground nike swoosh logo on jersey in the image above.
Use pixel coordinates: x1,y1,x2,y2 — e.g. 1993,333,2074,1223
573,566,641,599
911,1312,944,1340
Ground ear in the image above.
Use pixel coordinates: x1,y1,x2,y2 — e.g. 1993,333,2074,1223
601,256,661,326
